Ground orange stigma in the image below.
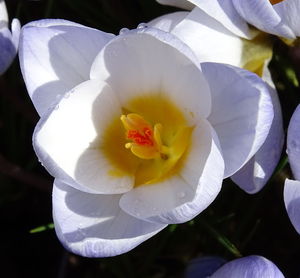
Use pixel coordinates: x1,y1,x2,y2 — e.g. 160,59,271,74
270,0,285,4
127,127,154,146
120,113,166,159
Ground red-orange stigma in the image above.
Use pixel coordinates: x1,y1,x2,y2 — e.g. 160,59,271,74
127,127,153,146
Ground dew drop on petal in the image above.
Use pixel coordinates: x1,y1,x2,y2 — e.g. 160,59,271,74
177,191,186,199
119,28,129,35
137,23,147,29
64,92,71,98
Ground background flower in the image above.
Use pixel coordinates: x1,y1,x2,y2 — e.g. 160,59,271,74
232,0,300,39
284,104,300,234
0,0,20,74
185,255,285,278
152,1,284,194
157,0,300,39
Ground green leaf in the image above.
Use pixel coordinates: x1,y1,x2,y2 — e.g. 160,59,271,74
29,223,54,234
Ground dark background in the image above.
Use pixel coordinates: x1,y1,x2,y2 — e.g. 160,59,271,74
1,0,300,277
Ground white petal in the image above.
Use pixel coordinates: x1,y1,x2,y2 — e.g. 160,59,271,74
287,104,300,180
231,70,284,193
211,255,284,278
53,180,166,257
156,0,194,10
232,0,295,38
149,11,188,33
0,0,8,25
119,119,224,224
274,0,300,37
203,63,273,177
34,79,135,194
188,0,252,39
284,179,300,235
90,26,212,122
11,18,20,49
0,27,16,74
19,19,114,116
170,7,244,67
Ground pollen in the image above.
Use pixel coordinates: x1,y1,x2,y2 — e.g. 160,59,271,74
127,127,153,146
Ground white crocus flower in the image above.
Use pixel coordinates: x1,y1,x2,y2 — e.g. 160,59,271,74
284,105,300,234
232,0,300,39
152,2,284,194
0,0,20,74
157,0,300,39
185,255,285,278
19,19,273,257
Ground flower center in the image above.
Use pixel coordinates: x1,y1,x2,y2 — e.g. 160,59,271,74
270,0,285,4
120,113,168,160
101,94,193,187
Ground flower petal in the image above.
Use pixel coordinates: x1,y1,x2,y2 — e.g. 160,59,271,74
232,0,295,38
34,79,136,194
90,26,212,121
231,69,284,193
274,0,300,37
149,11,188,33
211,255,284,278
120,119,224,224
287,104,300,180
0,0,8,25
284,179,300,234
203,62,273,178
156,0,194,10
169,8,244,67
185,256,226,278
0,27,16,74
188,0,252,39
53,179,166,257
19,19,114,115
0,0,20,75
10,18,20,49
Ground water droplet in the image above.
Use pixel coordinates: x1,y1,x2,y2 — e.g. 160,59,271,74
54,104,59,110
177,191,186,199
137,23,147,29
136,212,141,217
64,92,71,98
119,27,129,35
